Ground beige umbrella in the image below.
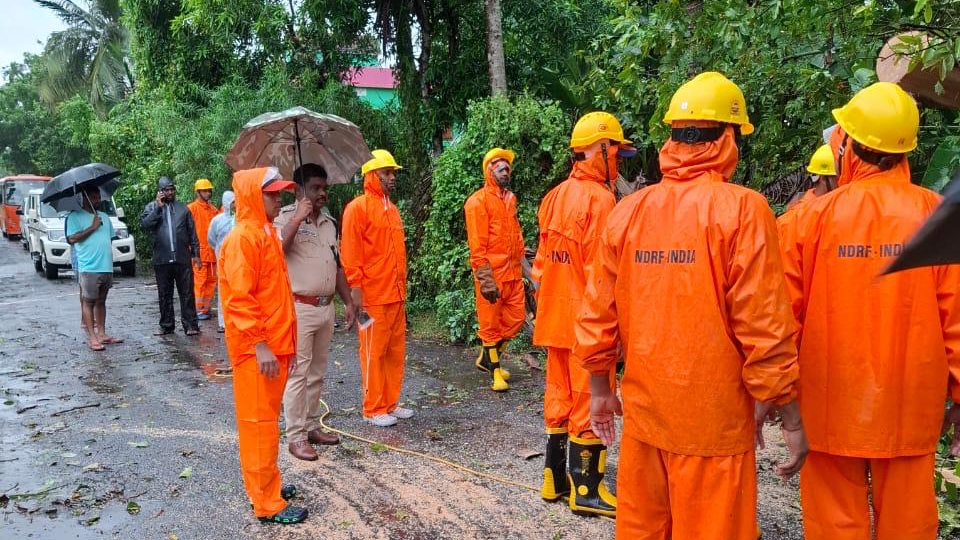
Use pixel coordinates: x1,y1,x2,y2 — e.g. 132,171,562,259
225,106,372,184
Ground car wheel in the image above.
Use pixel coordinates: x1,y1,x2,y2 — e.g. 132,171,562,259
34,256,43,272
120,261,136,277
42,252,58,280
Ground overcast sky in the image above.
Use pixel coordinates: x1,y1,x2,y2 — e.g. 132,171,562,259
0,0,66,73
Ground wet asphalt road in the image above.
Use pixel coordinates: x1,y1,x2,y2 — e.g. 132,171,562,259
0,236,807,539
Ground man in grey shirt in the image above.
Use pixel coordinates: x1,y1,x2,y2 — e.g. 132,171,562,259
139,177,201,335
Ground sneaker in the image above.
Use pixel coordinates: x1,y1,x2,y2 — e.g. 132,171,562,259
197,312,211,321
367,414,397,427
390,406,414,419
258,504,308,525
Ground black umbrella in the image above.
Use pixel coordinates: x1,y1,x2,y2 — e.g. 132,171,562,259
883,172,960,274
41,163,121,208
44,179,121,213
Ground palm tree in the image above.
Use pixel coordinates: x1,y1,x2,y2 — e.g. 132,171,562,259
33,0,134,113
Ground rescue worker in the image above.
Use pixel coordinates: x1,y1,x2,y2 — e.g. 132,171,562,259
464,148,525,392
341,150,412,428
278,163,356,460
784,144,837,211
219,167,306,524
187,178,220,320
139,176,201,336
780,82,960,540
207,190,235,333
574,72,809,539
532,111,630,517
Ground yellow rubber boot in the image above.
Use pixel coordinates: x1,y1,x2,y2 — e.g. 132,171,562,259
477,343,509,392
567,435,617,517
541,428,569,501
494,339,512,381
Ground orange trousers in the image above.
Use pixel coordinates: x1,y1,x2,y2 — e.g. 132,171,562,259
358,301,406,418
800,451,938,540
194,261,217,314
232,353,290,518
617,435,757,540
474,278,525,344
544,347,614,438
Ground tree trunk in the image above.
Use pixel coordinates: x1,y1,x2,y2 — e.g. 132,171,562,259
485,0,507,95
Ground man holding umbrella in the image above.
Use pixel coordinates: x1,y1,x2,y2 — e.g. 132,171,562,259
140,177,201,336
66,185,117,351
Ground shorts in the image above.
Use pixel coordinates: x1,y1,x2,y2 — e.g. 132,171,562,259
79,272,113,301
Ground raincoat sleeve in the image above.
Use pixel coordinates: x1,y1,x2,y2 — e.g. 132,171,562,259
727,196,800,405
341,200,366,289
221,233,268,345
530,204,548,286
185,211,200,258
140,202,162,231
464,198,491,271
937,264,960,403
778,205,810,330
574,224,620,374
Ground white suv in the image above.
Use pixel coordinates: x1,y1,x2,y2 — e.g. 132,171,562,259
22,189,137,279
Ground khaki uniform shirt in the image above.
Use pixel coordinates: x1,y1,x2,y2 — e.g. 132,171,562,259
276,203,339,297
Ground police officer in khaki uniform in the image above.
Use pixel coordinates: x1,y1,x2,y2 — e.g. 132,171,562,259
277,163,356,461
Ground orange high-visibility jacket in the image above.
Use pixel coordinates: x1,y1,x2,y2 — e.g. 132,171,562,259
341,171,407,307
781,130,960,458
218,168,297,363
531,161,616,349
777,189,816,251
188,198,220,263
574,127,800,456
464,164,525,284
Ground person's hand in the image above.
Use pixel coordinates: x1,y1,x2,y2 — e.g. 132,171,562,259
350,288,363,310
156,191,165,207
589,381,623,447
775,400,808,480
344,302,357,330
754,400,775,449
255,342,280,379
294,198,313,223
90,214,102,231
475,265,500,304
287,356,298,375
942,403,960,456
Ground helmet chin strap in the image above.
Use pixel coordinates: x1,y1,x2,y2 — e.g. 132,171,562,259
600,142,610,185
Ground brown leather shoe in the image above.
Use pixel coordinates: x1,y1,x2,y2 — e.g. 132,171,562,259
288,440,318,461
307,429,340,446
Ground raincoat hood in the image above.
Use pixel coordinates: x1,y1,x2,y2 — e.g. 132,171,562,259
660,122,739,183
483,160,511,193
232,167,279,227
363,171,387,199
570,147,618,188
158,176,174,190
829,126,911,187
221,190,236,214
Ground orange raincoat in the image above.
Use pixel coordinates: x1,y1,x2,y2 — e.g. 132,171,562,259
777,189,816,252
532,154,617,438
341,171,408,418
781,128,960,540
464,162,526,343
218,167,297,518
574,125,800,539
188,198,220,313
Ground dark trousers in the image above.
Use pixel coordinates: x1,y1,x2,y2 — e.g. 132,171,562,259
155,263,198,332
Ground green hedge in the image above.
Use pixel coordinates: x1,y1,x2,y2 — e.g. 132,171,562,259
413,95,571,342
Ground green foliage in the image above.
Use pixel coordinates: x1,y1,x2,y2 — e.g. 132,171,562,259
414,95,570,342
938,429,960,536
920,131,960,193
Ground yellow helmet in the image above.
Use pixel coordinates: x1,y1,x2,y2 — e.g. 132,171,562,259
482,147,515,171
806,145,837,176
361,149,403,175
663,72,754,135
570,112,631,149
194,178,214,191
832,82,918,154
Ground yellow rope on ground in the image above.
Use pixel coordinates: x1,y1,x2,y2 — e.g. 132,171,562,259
317,398,616,523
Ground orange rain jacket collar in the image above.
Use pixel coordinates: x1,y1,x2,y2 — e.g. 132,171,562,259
659,123,739,183
830,126,912,188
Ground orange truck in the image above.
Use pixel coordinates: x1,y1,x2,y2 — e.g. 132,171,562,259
1,175,52,239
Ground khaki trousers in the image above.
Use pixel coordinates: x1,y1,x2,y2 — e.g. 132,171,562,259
283,301,335,443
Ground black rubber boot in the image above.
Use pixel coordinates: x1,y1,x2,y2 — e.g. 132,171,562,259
541,428,569,501
567,436,617,517
258,504,308,525
475,343,509,391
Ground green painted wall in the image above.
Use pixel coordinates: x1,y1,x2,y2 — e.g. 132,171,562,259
354,87,397,110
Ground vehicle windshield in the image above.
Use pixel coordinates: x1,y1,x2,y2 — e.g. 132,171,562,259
40,202,59,219
4,180,47,206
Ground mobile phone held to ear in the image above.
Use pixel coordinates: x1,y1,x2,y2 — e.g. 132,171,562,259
357,309,374,330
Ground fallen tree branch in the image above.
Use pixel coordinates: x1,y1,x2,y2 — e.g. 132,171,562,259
51,402,100,417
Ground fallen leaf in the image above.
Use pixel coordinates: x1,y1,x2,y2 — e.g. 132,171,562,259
82,463,101,472
85,514,100,525
169,534,178,540
61,452,77,459
369,443,388,452
179,467,193,479
127,441,149,448
424,429,443,441
126,501,140,515
180,449,194,457
516,448,544,460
